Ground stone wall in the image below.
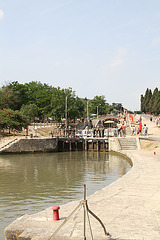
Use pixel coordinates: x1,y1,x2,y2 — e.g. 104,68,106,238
1,137,58,153
109,137,121,151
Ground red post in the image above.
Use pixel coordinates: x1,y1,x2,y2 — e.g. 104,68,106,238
52,206,60,221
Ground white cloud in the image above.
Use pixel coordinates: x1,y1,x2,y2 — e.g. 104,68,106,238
118,47,128,56
109,47,128,68
152,37,160,47
0,9,4,20
54,60,70,67
99,47,128,75
110,58,124,68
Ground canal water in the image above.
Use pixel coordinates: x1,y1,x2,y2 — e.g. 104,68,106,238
0,151,131,239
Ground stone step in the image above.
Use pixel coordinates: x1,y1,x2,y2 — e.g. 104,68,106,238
0,138,18,152
120,143,137,146
120,146,137,149
120,145,137,148
118,137,138,150
120,141,137,145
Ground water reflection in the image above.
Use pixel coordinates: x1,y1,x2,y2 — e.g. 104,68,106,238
0,151,131,240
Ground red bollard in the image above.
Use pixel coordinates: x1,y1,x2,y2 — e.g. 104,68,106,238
52,206,60,221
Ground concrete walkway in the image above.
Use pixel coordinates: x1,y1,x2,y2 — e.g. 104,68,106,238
5,115,160,240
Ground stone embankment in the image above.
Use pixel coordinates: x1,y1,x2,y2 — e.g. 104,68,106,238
0,136,141,153
4,115,160,240
0,137,58,153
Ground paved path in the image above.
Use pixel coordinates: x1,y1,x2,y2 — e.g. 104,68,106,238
135,114,160,140
5,114,160,240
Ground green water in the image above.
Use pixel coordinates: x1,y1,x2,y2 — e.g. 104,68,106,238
0,151,131,239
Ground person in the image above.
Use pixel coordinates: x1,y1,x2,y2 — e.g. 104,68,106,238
132,125,136,135
25,126,29,136
155,118,159,127
121,124,126,137
117,123,122,137
139,116,142,122
131,125,135,135
131,125,134,135
144,124,148,136
139,121,142,136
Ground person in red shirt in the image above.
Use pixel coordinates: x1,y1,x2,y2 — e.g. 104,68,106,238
139,121,142,136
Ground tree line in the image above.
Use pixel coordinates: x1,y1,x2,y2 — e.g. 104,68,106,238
141,87,160,115
0,81,124,130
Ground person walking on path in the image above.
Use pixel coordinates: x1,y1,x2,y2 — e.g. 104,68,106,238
121,124,126,137
144,124,148,136
155,118,159,127
131,125,136,136
139,121,142,136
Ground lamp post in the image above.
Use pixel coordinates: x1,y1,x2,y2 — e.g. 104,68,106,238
87,100,89,122
97,104,101,119
87,99,92,123
65,95,68,137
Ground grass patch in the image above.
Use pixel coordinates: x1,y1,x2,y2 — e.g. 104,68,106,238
155,145,159,148
145,143,154,148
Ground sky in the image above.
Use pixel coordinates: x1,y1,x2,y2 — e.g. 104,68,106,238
0,0,160,111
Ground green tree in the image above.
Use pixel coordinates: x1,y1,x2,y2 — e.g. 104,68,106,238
25,81,53,116
0,87,7,109
0,85,18,110
50,87,85,121
112,103,123,112
142,88,152,113
141,87,160,114
150,87,159,114
89,95,107,115
50,87,66,121
68,95,85,120
7,81,29,110
153,90,160,115
141,94,145,112
20,104,39,121
105,104,113,114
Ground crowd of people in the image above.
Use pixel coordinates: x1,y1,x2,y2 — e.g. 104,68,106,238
116,114,160,137
130,115,160,137
116,115,150,137
131,119,148,136
150,116,160,126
